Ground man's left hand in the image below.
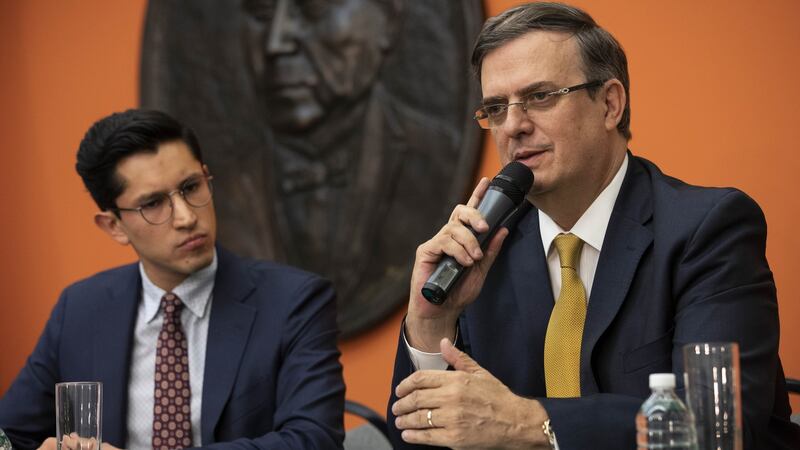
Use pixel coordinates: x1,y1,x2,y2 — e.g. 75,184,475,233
392,338,551,449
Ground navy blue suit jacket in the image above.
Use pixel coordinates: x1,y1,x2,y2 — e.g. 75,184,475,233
388,154,800,449
0,247,345,449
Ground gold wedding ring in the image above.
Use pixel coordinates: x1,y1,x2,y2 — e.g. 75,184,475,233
426,409,434,427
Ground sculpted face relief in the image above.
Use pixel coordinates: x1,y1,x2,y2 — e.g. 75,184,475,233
244,0,391,131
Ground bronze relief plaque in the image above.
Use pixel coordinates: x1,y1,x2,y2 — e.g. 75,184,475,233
141,0,484,337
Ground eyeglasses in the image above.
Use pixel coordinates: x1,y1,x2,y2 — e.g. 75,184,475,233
111,175,214,225
474,80,606,129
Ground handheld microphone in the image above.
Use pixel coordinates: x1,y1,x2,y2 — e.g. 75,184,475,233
421,161,534,305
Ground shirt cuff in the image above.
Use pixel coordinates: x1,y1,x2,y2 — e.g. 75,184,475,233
401,324,449,371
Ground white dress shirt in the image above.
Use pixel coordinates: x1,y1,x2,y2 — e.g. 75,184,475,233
405,155,628,368
126,252,217,450
538,154,628,302
403,156,628,448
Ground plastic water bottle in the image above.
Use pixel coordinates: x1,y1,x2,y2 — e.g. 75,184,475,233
636,373,698,449
0,428,12,450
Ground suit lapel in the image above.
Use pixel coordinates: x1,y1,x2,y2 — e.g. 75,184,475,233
93,264,140,446
201,248,256,443
580,156,653,393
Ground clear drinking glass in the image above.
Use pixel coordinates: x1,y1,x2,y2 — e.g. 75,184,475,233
682,343,742,450
55,382,102,450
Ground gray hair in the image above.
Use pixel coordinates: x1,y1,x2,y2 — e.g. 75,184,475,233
471,2,631,140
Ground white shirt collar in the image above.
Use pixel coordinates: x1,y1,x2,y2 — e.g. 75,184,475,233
539,154,629,254
139,250,218,323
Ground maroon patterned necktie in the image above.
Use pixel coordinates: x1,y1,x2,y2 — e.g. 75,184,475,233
152,293,193,449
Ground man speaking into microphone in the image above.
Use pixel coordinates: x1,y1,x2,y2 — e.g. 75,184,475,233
387,2,799,450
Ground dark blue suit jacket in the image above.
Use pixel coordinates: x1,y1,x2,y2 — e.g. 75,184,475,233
388,154,800,449
0,247,345,449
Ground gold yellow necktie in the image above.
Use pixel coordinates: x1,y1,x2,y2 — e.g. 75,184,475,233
544,233,587,398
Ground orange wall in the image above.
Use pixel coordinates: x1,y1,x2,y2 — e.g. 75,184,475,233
1,0,798,424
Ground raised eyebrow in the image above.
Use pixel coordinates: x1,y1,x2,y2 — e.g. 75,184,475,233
480,95,507,107
481,81,555,105
517,81,556,97
132,191,166,206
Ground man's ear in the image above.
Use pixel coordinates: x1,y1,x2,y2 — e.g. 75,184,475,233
94,211,131,246
603,79,626,132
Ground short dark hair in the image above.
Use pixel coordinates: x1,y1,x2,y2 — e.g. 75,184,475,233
75,109,204,212
471,2,631,140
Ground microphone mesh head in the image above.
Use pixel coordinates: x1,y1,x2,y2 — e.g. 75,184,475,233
489,161,534,205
